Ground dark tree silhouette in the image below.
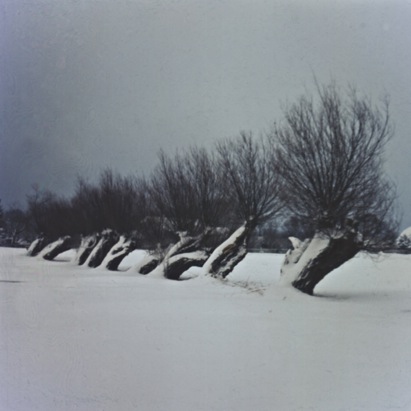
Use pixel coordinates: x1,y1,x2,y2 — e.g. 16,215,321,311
274,83,397,295
2,207,29,246
206,132,284,278
72,169,148,236
145,148,229,279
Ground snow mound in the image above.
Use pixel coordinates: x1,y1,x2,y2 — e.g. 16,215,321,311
398,226,411,239
3,248,411,411
396,227,411,249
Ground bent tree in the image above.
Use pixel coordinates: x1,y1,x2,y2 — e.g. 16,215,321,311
275,83,397,295
146,147,228,279
206,132,284,278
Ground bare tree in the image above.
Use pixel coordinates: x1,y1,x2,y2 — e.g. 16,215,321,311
184,147,229,229
26,186,57,239
274,82,398,295
26,187,77,255
206,132,284,278
217,132,283,225
149,149,222,235
70,170,150,268
72,169,148,236
145,148,229,279
24,170,149,264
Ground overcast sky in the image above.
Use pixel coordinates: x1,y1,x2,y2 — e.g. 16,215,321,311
1,0,411,228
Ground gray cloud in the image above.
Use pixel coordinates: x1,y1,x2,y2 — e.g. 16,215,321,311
1,0,411,227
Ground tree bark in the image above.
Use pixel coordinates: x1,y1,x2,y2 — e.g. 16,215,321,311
143,229,219,279
74,234,100,265
291,232,362,295
204,220,256,279
40,236,74,261
27,237,50,257
135,254,161,275
161,228,230,279
101,236,138,271
158,233,205,279
85,229,119,268
164,251,209,280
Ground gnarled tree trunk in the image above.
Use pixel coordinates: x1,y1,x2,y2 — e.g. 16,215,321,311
85,229,119,268
281,231,363,295
134,253,162,275
74,234,100,265
203,220,256,279
161,228,230,280
144,229,223,280
40,236,74,261
152,233,206,279
164,250,209,280
101,236,138,271
27,236,50,257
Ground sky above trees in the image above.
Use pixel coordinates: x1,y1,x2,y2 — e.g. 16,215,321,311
1,0,411,228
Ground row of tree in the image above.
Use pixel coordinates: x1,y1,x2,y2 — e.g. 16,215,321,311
4,83,399,295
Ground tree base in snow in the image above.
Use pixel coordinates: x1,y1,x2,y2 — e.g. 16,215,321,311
74,234,101,265
164,251,209,280
151,230,215,279
291,232,362,295
205,220,256,279
102,237,138,271
27,237,50,257
86,230,119,268
138,255,161,274
41,236,74,261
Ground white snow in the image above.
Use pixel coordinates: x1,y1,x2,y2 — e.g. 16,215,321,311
396,227,411,249
399,227,411,238
1,247,411,411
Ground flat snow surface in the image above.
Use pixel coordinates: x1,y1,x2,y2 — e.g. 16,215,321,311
1,248,411,411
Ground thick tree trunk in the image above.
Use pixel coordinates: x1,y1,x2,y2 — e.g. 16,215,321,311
85,229,119,268
74,234,100,265
166,233,207,259
144,229,219,279
40,236,74,261
281,231,362,296
27,237,50,257
162,227,232,279
164,251,209,280
100,236,138,271
134,254,161,275
203,220,256,279
149,233,205,279
292,235,361,295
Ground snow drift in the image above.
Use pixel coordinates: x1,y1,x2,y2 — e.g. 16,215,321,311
1,247,411,411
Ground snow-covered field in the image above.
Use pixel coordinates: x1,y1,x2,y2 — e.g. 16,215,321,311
1,247,411,411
